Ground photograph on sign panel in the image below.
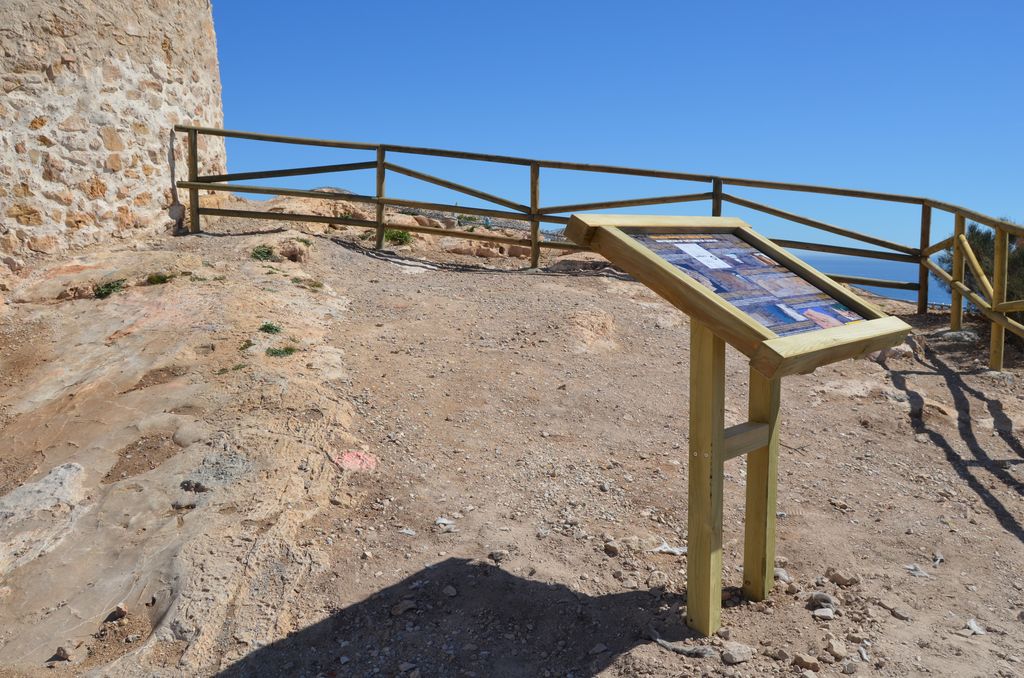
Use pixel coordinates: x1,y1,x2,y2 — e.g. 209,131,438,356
630,232,864,336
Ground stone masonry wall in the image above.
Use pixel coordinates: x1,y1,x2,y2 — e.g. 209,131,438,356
0,0,226,271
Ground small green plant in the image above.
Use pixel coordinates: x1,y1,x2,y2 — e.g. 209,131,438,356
239,339,254,351
94,279,127,299
296,238,312,247
265,346,297,357
232,363,247,371
357,228,412,244
190,274,208,282
259,322,282,334
291,277,324,290
146,272,172,285
251,245,275,261
384,228,412,245
216,367,229,375
213,275,227,281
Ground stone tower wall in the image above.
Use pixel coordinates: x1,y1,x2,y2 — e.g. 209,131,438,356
0,0,226,270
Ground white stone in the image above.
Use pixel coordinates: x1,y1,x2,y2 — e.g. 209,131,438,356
721,642,755,665
0,464,87,578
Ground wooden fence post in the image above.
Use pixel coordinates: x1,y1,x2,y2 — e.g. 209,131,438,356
742,368,781,602
530,162,540,268
686,320,725,636
374,146,386,250
990,226,1008,370
187,129,200,234
917,205,931,314
950,214,966,331
712,178,723,217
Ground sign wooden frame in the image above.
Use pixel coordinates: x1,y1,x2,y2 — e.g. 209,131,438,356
566,214,910,635
566,214,910,379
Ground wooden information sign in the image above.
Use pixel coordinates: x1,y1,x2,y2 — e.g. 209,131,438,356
566,214,910,635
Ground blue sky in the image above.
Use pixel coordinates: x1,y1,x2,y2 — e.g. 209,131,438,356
211,1,1022,264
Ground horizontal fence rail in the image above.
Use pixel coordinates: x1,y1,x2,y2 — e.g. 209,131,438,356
174,124,1020,370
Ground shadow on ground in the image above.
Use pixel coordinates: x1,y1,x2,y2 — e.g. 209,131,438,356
323,235,631,280
193,226,291,237
217,558,696,677
883,315,1023,543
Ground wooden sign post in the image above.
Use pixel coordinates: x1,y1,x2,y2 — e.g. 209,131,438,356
566,215,910,635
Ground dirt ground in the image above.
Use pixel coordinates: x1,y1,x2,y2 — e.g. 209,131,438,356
0,207,1022,677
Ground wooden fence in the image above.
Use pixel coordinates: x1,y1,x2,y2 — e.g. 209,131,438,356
173,124,1022,370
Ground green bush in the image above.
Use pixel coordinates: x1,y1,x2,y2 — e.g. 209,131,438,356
251,245,275,261
94,279,127,299
146,272,172,285
259,322,282,334
358,228,411,244
384,228,412,245
265,346,297,357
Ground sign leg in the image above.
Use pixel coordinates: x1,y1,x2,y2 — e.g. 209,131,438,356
686,321,725,636
742,368,781,600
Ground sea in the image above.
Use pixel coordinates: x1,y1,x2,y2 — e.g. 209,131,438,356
798,253,952,307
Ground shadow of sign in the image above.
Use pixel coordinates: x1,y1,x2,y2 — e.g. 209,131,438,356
217,558,700,677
